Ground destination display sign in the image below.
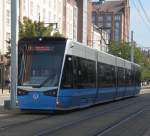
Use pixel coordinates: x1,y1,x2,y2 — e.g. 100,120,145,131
28,45,55,52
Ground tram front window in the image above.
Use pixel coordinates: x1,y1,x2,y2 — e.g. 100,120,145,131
18,42,65,87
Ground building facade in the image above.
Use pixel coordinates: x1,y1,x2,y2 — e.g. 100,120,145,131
19,0,64,34
0,0,11,87
1,0,92,54
19,0,79,41
92,0,130,42
63,0,78,41
77,0,89,45
0,0,11,55
92,25,109,52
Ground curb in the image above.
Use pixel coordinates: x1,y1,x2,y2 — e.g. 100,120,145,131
0,94,10,97
141,86,150,89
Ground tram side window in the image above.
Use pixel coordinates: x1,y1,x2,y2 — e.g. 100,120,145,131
131,66,135,85
125,69,132,85
87,60,96,88
131,70,135,85
135,68,141,85
98,63,116,88
76,57,96,88
61,56,73,89
118,67,125,87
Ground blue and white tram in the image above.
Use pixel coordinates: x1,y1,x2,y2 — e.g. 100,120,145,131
17,37,141,111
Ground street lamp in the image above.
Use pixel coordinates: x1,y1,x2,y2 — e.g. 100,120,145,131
45,23,58,36
38,13,58,36
98,26,111,46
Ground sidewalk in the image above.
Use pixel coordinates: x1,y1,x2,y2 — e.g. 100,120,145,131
0,90,17,114
0,89,10,97
141,85,150,89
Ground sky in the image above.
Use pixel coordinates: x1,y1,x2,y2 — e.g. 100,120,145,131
130,0,150,48
93,0,150,48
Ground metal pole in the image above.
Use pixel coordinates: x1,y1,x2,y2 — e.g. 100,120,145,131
1,67,2,94
131,30,134,62
11,0,17,109
2,64,4,94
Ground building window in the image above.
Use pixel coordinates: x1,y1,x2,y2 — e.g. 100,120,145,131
73,6,78,41
106,15,112,21
7,0,10,4
30,1,33,16
115,15,121,21
48,12,51,22
98,16,103,22
36,5,40,19
23,0,26,11
115,22,120,29
105,22,111,27
6,10,10,26
54,0,56,9
43,0,46,4
115,29,120,41
43,9,46,22
49,0,51,8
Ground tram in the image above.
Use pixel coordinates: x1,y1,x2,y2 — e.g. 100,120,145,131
17,37,141,111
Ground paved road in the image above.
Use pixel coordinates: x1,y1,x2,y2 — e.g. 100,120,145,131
0,88,150,136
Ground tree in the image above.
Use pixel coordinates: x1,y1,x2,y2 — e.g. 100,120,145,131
19,17,63,39
108,41,150,81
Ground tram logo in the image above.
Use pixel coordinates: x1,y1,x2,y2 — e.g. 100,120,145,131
33,93,39,100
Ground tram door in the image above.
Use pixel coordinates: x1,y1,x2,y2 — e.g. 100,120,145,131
115,67,126,99
73,56,97,107
97,63,116,102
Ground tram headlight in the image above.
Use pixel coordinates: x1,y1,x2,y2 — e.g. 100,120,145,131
43,89,58,97
17,89,28,96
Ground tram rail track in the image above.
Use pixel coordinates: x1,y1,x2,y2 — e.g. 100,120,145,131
0,95,149,135
33,96,150,136
94,104,150,136
0,114,51,131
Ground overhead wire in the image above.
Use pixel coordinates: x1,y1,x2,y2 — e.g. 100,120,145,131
137,0,150,26
131,0,150,32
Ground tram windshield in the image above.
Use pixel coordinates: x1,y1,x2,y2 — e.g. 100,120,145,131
18,40,66,88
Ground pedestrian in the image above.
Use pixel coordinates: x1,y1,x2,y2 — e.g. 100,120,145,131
5,79,10,93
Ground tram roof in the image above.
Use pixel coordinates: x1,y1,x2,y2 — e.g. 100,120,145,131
67,40,141,68
19,37,67,44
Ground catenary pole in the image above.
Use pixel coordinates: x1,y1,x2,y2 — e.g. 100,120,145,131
11,0,17,109
131,30,134,62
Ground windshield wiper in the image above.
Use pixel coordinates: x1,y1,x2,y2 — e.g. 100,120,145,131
32,73,56,88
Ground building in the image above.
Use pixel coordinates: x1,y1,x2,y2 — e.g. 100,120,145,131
92,25,109,52
0,0,11,55
77,0,89,45
92,0,130,42
19,0,64,34
19,0,79,41
0,0,11,87
63,0,78,41
1,0,93,55
87,0,93,47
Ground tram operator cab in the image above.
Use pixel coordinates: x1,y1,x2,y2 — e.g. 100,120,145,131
17,37,141,111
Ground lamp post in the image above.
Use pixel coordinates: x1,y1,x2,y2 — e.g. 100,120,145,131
38,14,58,36
98,26,110,45
47,23,58,36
